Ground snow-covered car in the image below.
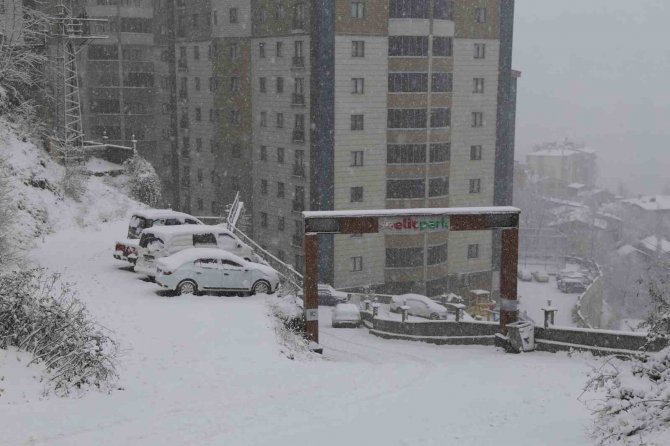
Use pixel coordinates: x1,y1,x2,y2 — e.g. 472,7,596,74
558,278,587,294
390,294,448,320
114,210,202,264
331,303,362,328
517,268,533,281
298,284,349,306
155,248,279,296
532,270,550,283
135,225,256,279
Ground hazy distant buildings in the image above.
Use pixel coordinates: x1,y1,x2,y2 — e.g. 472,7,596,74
525,140,597,197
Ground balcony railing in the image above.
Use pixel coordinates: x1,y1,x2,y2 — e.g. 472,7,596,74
292,163,305,178
292,129,305,143
292,56,304,68
292,93,305,106
292,200,304,213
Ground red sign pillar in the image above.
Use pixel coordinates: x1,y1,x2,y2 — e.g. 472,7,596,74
499,228,519,334
303,233,319,343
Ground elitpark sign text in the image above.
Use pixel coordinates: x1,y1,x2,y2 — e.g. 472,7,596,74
380,216,450,233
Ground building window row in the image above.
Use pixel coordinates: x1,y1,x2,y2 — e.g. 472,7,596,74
389,0,453,20
387,72,452,93
389,36,452,57
388,108,450,129
386,176,450,199
387,143,450,164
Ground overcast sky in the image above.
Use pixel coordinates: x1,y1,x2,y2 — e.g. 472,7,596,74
513,0,670,195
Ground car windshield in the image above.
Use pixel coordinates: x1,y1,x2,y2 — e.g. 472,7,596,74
128,216,151,239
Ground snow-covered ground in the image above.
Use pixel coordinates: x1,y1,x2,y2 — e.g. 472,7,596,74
518,263,582,327
0,220,601,445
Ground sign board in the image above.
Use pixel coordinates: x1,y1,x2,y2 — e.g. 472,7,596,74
379,215,450,233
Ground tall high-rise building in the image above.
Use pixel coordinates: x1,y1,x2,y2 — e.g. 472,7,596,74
76,0,518,298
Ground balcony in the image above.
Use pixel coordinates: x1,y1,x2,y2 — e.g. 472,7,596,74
291,56,305,69
291,93,305,106
292,234,303,248
292,163,305,178
292,200,304,213
292,129,305,143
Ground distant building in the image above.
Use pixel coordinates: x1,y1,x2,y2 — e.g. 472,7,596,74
526,141,597,197
621,195,670,239
0,0,23,46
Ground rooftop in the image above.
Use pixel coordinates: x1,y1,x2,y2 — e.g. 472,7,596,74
622,195,670,212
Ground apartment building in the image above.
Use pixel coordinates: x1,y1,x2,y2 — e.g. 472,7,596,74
75,0,518,298
249,0,517,298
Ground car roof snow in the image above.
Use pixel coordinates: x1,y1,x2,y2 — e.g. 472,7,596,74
132,209,201,221
144,224,233,237
157,248,247,268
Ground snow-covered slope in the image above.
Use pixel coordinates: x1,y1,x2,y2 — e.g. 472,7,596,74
0,119,140,249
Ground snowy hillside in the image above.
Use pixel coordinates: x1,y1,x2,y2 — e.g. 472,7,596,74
0,119,140,248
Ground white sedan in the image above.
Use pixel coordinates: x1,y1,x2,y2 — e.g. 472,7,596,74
331,303,362,328
390,294,448,320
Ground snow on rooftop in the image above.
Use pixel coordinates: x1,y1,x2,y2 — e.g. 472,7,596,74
133,208,200,220
303,206,520,219
639,235,670,254
622,195,670,211
616,244,638,256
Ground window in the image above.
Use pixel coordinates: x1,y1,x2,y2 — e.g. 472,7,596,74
432,73,452,92
387,144,425,164
231,143,241,158
386,179,425,199
474,43,486,59
278,216,285,231
430,108,451,128
429,177,449,197
212,9,218,25
260,111,267,127
193,233,217,247
259,42,266,58
350,187,364,203
277,147,285,163
470,145,482,160
388,73,428,92
473,77,484,94
192,14,199,27
351,256,363,272
196,138,203,152
351,151,364,166
471,112,483,127
230,7,238,23
432,37,452,57
352,40,365,57
276,41,283,57
276,113,284,128
389,0,429,18
230,109,240,126
389,36,428,56
427,243,448,265
433,0,453,19
261,179,268,194
276,77,284,93
260,212,268,228
277,182,285,198
193,45,200,60
429,143,450,162
230,76,240,93
475,7,487,23
197,168,203,183
260,145,267,161
469,178,481,193
468,244,480,259
388,109,427,128
351,1,365,18
229,42,239,59
194,77,201,91
386,247,423,268
352,78,365,94
259,77,267,93
351,114,364,131
195,107,202,121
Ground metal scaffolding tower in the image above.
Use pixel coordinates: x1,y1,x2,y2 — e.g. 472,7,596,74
50,0,107,154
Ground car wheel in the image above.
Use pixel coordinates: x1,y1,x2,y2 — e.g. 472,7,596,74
252,280,272,295
177,280,198,296
429,313,440,320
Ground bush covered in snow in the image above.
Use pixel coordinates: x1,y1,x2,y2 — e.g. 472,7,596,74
267,293,312,360
0,269,119,396
123,154,162,207
0,155,19,270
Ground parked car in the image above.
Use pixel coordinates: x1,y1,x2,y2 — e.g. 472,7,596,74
134,225,256,279
558,278,587,294
517,268,533,281
532,270,550,283
155,248,279,296
390,294,448,320
298,284,350,306
331,303,362,328
114,210,202,264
